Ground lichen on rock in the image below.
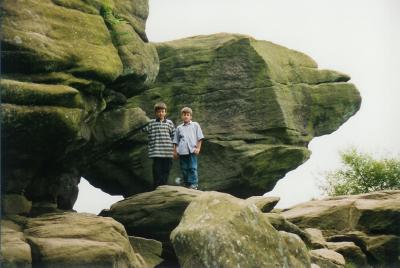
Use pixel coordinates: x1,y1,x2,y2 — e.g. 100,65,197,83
170,191,311,267
97,33,361,197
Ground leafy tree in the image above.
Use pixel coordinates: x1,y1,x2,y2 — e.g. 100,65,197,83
322,149,400,196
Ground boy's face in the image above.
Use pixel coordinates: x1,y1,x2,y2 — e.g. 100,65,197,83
155,108,166,121
182,112,192,123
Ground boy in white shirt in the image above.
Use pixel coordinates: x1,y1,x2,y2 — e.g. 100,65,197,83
173,107,204,189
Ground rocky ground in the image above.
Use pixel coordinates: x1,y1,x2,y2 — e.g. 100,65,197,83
2,188,399,267
3,0,391,267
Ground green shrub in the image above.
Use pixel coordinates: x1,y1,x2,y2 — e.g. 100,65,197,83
321,149,400,196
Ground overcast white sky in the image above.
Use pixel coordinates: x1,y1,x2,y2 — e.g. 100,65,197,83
75,0,400,213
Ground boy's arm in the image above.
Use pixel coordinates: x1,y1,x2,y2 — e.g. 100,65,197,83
194,139,203,155
170,122,176,139
173,144,179,159
141,121,151,134
172,127,179,159
194,122,204,155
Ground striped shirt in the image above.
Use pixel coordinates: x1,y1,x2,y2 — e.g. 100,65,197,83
143,118,175,158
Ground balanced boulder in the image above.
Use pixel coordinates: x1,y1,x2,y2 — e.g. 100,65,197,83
170,191,311,267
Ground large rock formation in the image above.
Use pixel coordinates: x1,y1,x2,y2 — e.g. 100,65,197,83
3,186,399,267
85,33,361,198
1,0,360,208
1,0,157,208
3,1,395,268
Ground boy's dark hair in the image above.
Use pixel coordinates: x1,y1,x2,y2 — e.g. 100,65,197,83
154,102,167,111
181,107,193,115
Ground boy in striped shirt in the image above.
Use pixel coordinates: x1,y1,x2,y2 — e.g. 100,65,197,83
143,102,175,189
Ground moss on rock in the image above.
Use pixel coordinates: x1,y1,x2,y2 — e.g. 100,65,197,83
99,33,360,197
1,0,123,82
0,79,84,108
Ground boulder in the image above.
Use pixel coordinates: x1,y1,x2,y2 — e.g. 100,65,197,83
281,190,400,235
279,231,312,267
309,249,345,268
264,212,312,247
1,0,158,83
129,236,163,268
101,186,202,257
170,191,311,267
0,220,32,268
29,202,61,217
362,234,400,267
1,194,32,215
245,195,280,212
326,241,369,267
93,33,361,198
304,228,327,249
79,106,150,197
282,191,400,267
24,212,145,267
327,231,399,267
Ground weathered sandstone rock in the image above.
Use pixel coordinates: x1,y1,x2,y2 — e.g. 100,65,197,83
326,241,369,267
245,195,280,212
1,0,157,83
328,231,400,267
0,220,32,268
283,191,400,267
279,231,312,267
24,212,145,267
1,212,150,267
101,186,202,258
2,1,360,205
1,194,32,215
170,191,311,267
90,33,361,198
281,190,400,235
129,236,163,268
264,212,312,247
1,0,158,207
304,228,328,249
309,249,345,268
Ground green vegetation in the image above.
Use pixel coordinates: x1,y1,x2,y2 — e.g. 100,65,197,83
100,4,126,26
322,149,400,196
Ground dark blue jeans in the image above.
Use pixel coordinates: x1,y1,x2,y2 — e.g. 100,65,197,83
179,154,198,187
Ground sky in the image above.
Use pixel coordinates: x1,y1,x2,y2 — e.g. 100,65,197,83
74,0,400,213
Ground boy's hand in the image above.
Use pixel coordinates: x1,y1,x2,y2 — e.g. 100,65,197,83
193,148,201,155
173,151,179,159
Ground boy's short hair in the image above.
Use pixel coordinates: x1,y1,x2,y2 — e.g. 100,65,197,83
181,107,192,115
154,102,167,111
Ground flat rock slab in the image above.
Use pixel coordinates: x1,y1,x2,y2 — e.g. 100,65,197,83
4,212,147,267
282,190,400,235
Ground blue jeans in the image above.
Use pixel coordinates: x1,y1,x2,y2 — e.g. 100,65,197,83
179,154,198,187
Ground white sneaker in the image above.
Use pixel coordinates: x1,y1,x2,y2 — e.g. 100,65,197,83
175,177,182,185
